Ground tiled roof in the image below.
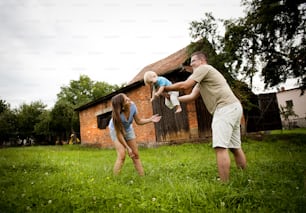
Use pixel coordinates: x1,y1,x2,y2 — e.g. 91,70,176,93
128,47,190,85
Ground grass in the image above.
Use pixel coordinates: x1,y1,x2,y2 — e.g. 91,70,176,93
270,128,306,135
0,129,305,212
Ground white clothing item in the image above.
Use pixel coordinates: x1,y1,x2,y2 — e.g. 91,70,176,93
165,91,180,109
212,102,242,148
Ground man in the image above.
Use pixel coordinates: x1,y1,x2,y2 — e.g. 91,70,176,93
164,51,246,182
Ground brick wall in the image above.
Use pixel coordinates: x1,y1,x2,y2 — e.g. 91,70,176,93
186,102,199,139
79,85,159,147
78,83,205,148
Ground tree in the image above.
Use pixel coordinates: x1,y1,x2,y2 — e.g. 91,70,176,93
0,100,17,145
224,0,306,91
0,99,9,113
57,74,121,108
16,101,47,142
34,110,52,144
223,17,259,89
57,75,94,108
0,76,122,146
189,13,223,53
93,81,122,100
53,74,123,143
50,100,74,144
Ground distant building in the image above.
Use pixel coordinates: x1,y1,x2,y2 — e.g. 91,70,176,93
276,87,306,128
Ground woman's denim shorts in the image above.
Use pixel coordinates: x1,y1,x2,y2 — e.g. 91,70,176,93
109,128,136,142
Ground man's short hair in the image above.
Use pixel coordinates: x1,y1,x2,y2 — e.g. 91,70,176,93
191,51,207,61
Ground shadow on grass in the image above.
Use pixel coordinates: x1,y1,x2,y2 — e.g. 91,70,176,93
263,133,306,145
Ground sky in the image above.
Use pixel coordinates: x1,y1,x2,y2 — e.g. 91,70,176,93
0,0,296,109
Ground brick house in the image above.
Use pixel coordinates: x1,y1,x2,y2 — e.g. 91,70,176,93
75,47,214,147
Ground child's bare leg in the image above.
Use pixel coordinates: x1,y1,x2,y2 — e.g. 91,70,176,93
175,105,182,113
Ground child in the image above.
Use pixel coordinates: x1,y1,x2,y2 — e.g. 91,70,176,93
143,71,182,113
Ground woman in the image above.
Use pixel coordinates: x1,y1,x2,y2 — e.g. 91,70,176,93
108,93,162,176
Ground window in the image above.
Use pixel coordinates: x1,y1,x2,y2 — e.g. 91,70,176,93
97,111,112,129
286,100,293,108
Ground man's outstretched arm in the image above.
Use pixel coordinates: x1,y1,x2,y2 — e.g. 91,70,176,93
178,86,200,103
164,79,196,93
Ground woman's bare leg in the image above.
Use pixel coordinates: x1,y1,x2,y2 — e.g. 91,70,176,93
128,139,144,176
113,141,126,175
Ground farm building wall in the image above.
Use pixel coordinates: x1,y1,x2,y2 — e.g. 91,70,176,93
79,85,157,147
78,83,203,148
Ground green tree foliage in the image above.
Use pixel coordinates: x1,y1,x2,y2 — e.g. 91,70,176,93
49,100,74,144
189,13,223,52
0,99,9,113
0,100,17,145
34,110,52,143
224,0,306,91
57,74,121,108
0,76,122,145
57,75,93,108
53,74,123,143
93,81,122,100
16,101,47,140
223,17,259,88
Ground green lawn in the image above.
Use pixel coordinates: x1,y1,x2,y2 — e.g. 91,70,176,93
270,127,306,135
0,130,305,212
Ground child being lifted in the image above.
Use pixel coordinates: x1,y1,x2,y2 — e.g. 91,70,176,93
144,71,182,113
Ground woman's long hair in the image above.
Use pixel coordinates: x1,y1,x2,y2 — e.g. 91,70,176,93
111,93,125,135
